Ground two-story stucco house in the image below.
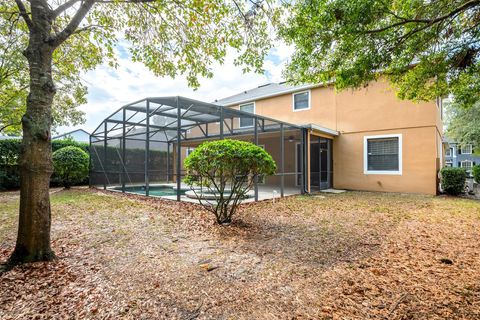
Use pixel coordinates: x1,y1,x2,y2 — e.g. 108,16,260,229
213,79,443,195
90,78,443,199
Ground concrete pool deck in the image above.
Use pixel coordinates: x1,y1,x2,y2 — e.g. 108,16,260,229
106,183,302,204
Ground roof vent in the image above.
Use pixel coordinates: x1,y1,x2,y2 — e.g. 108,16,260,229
258,83,272,88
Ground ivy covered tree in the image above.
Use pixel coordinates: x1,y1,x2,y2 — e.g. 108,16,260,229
184,140,276,225
280,0,480,107
1,0,277,269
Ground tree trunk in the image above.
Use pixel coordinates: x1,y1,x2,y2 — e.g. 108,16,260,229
8,12,56,265
216,203,232,225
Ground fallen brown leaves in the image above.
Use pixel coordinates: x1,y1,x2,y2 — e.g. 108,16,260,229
1,189,479,319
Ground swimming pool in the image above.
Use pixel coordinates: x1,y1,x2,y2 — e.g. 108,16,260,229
111,185,187,197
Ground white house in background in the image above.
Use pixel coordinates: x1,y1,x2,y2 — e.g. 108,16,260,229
444,138,479,177
53,129,91,143
0,135,20,140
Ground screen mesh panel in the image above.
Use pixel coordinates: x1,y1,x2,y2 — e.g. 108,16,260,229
90,97,306,199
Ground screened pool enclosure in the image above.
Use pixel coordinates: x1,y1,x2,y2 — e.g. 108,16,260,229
90,97,307,201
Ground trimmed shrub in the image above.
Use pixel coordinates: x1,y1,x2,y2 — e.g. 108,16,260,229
184,139,276,224
0,167,20,190
52,146,89,188
473,165,480,184
440,167,467,195
0,138,89,190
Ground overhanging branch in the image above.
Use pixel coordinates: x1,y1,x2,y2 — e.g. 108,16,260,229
51,0,96,47
0,123,19,133
14,0,32,29
365,0,480,34
52,0,78,18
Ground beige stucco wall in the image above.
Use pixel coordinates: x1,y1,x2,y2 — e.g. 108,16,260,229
232,86,337,130
233,79,440,132
332,127,438,195
335,81,438,132
226,78,442,195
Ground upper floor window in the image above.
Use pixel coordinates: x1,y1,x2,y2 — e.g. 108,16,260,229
364,134,402,175
461,160,473,173
292,91,310,111
239,102,255,128
460,144,472,154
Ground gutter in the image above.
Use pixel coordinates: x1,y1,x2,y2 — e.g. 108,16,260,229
302,123,339,137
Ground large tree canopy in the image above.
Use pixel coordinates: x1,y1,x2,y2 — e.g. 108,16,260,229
0,7,90,135
280,0,480,107
1,0,277,269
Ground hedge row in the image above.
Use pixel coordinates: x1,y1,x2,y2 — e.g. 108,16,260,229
0,138,89,190
1,138,170,190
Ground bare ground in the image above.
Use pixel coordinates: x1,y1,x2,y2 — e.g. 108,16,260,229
1,188,479,319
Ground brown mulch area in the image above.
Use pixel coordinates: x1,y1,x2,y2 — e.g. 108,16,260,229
1,189,479,319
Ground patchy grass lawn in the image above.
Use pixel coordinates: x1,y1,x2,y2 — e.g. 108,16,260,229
1,189,480,319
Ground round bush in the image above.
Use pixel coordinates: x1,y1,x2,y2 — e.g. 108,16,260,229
184,139,276,224
473,165,480,184
52,146,89,188
440,167,467,195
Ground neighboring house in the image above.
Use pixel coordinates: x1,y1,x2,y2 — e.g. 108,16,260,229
53,129,92,143
444,139,479,176
214,79,442,195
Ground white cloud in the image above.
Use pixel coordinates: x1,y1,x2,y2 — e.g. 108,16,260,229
57,42,292,135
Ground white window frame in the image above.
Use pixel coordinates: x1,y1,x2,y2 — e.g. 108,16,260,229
445,148,452,157
239,102,255,128
445,160,453,167
186,147,195,157
364,133,403,175
461,160,473,172
292,90,311,112
461,144,472,154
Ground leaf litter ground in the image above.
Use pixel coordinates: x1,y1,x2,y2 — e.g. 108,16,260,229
1,188,479,319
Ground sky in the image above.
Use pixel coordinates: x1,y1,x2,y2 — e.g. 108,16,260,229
57,41,293,135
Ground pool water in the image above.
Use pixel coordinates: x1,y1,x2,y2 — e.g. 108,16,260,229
113,186,186,197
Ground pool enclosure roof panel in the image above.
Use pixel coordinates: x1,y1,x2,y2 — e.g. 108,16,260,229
91,96,301,138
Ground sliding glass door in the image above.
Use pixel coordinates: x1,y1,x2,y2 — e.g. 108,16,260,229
310,137,332,190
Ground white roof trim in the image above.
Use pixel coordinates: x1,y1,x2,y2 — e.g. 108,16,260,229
217,83,325,106
302,123,339,136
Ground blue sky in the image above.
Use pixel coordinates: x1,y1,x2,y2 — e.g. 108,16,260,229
58,42,292,134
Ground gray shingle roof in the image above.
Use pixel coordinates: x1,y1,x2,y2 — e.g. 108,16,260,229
53,129,91,140
215,82,318,106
